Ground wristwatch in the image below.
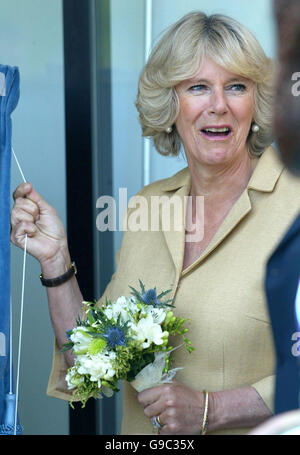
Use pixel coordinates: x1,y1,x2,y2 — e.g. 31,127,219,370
40,262,77,287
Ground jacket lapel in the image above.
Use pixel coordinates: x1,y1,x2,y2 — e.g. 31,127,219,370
160,184,188,277
183,190,252,274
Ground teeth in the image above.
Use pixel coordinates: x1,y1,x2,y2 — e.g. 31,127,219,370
204,127,230,133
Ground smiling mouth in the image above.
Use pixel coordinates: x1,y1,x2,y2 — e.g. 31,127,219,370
200,127,232,140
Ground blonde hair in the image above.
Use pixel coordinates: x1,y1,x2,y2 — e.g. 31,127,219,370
136,11,274,157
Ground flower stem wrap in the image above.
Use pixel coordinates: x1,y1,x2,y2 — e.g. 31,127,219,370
130,346,184,392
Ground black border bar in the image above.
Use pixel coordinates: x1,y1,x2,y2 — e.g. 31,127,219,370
63,0,97,435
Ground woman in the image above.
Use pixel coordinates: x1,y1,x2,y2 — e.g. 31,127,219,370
10,12,300,434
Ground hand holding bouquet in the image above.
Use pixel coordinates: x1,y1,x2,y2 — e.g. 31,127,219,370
63,281,194,407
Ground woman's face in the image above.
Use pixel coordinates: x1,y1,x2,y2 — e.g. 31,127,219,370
175,58,255,168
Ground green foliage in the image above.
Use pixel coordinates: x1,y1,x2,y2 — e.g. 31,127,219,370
125,351,155,382
163,311,195,354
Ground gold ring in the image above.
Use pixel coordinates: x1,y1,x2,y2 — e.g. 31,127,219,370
151,415,163,429
157,415,163,427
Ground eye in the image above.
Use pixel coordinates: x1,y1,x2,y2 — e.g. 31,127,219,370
226,83,247,92
188,84,208,93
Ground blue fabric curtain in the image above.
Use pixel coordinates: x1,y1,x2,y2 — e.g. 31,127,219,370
0,65,20,422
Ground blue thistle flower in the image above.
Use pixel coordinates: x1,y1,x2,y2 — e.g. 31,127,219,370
141,288,160,306
103,326,127,348
129,280,175,307
90,314,132,350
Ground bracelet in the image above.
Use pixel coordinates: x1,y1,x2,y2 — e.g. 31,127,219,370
201,390,209,435
40,262,77,287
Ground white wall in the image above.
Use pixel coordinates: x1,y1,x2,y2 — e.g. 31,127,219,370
0,0,68,435
110,0,145,254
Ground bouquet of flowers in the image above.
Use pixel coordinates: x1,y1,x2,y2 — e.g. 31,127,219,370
63,280,194,407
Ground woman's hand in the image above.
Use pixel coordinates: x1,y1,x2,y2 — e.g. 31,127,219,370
10,182,68,267
137,382,272,434
137,380,206,434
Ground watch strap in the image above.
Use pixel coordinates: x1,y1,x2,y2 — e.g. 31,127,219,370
40,262,77,287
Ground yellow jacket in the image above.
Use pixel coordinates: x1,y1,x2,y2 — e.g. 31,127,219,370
47,146,300,434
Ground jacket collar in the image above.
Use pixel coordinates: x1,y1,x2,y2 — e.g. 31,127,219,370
161,145,284,194
247,146,284,192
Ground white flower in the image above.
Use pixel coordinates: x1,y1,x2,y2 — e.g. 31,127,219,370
77,352,116,383
126,296,139,312
116,296,127,306
70,326,92,355
103,296,135,324
135,302,167,322
148,307,167,324
65,366,84,390
133,314,166,348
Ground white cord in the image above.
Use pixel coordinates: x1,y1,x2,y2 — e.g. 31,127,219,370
9,295,13,395
14,234,27,434
12,148,26,184
11,146,27,435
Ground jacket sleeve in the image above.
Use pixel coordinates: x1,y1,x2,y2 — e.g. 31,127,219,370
251,374,275,414
46,248,121,401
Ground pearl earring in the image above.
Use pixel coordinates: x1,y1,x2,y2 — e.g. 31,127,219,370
165,126,172,134
251,123,260,133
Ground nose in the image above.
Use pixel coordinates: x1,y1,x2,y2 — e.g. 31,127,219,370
208,88,228,115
